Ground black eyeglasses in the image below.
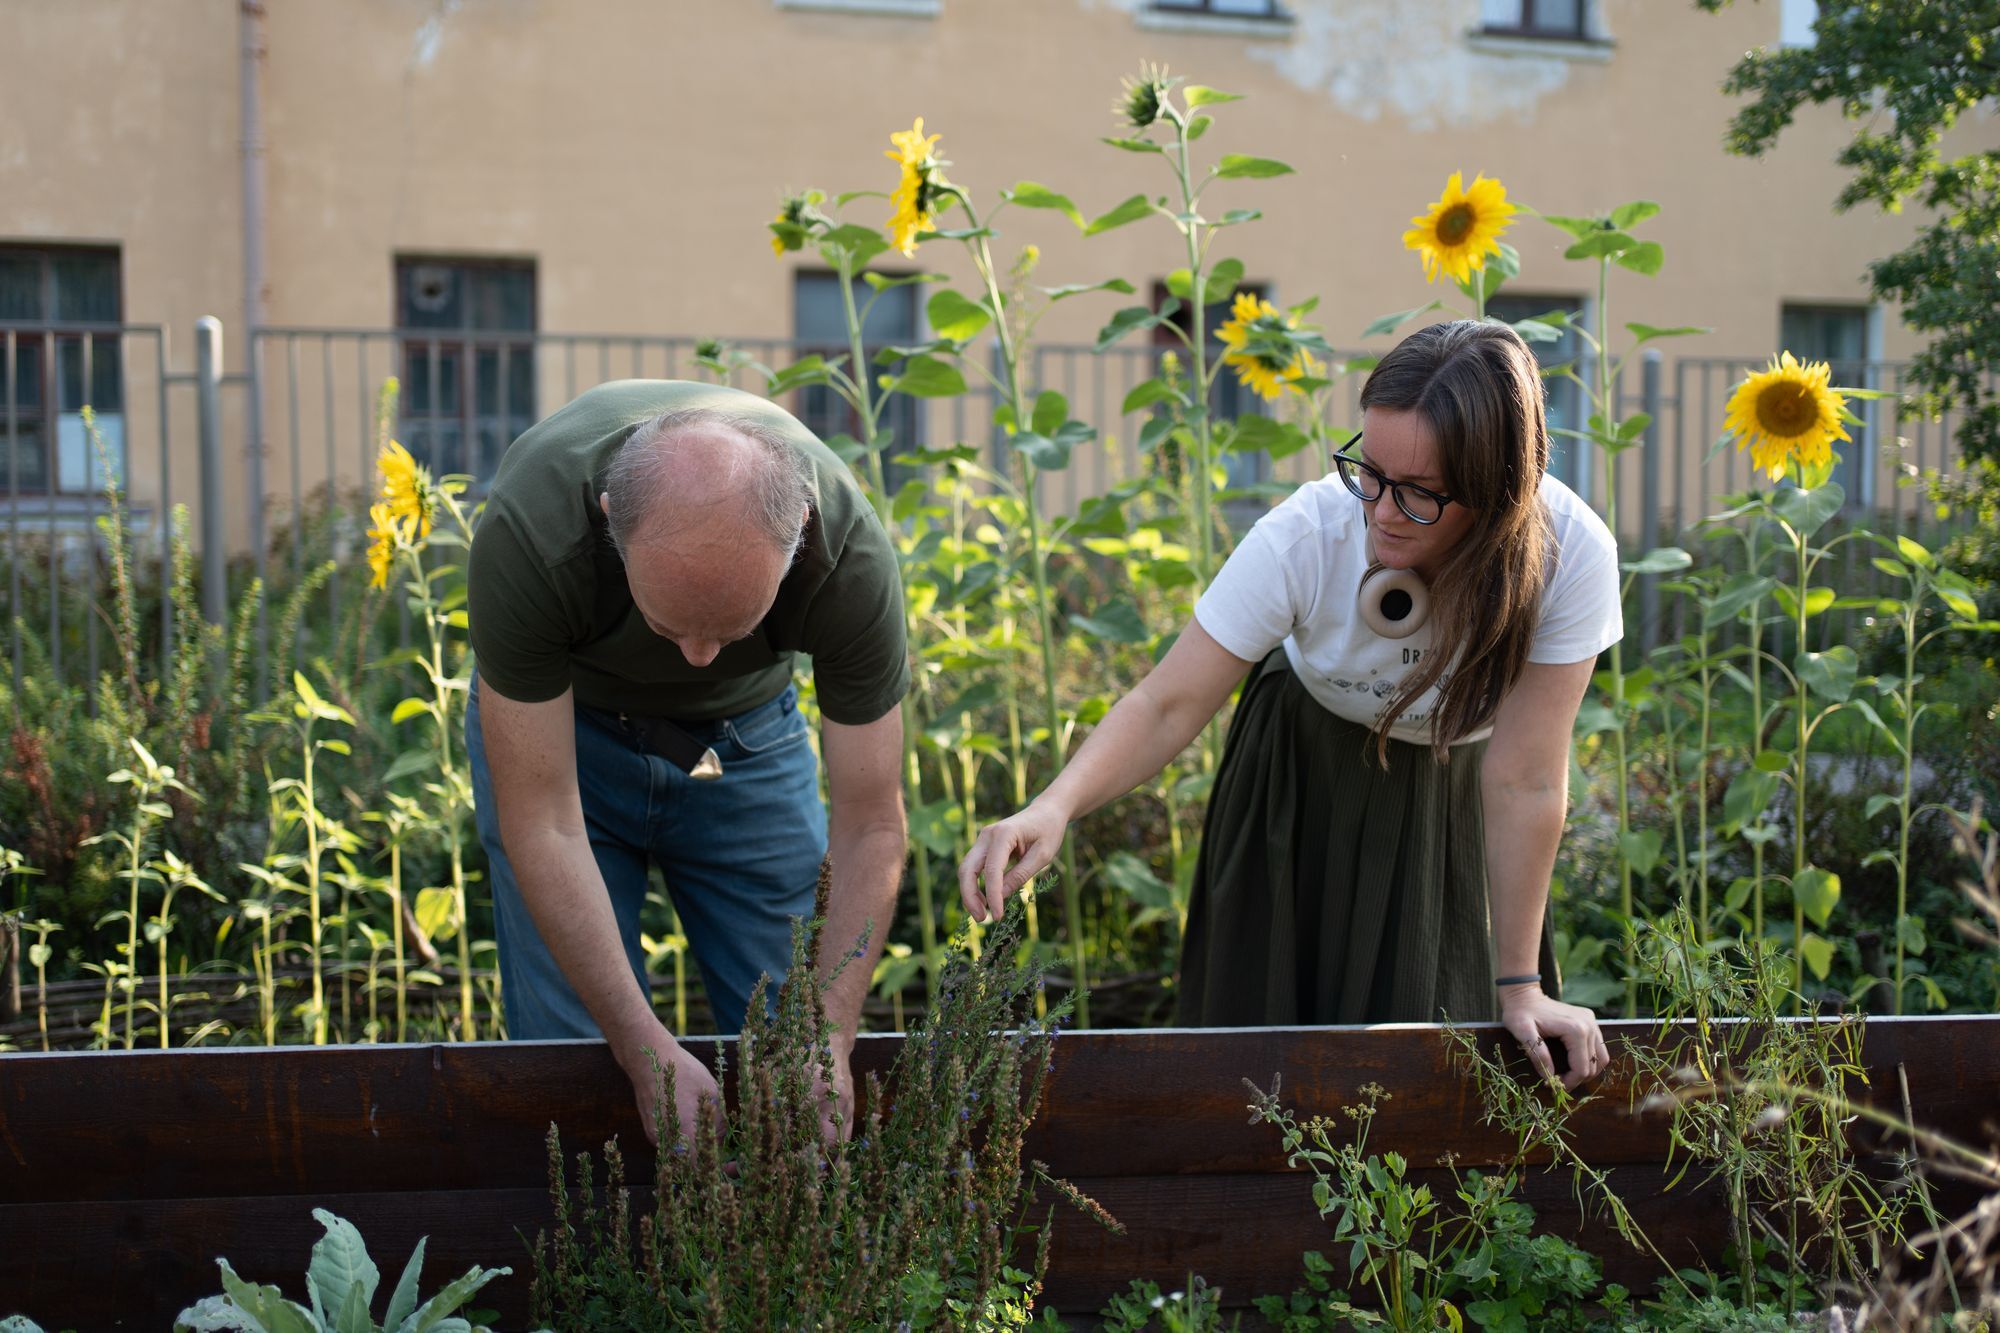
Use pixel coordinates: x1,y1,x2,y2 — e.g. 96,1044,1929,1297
1334,438,1458,525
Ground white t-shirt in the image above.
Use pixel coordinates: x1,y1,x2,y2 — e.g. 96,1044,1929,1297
1194,472,1622,747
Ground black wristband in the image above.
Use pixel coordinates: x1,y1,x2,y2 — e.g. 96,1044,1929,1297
1494,973,1542,987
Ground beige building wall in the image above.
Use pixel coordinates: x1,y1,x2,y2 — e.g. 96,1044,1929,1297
1,0,1983,550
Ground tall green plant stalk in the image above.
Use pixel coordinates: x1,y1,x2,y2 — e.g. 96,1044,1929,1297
86,739,188,1049
1856,533,1994,1012
151,851,217,1049
832,254,947,993
937,183,1090,1022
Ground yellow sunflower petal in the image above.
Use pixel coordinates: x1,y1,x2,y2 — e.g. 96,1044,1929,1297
1403,170,1515,287
1724,352,1851,482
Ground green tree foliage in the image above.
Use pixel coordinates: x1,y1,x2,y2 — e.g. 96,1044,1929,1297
1696,1,2000,467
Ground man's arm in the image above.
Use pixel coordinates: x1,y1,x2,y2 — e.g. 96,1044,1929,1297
477,681,717,1141
815,706,907,1102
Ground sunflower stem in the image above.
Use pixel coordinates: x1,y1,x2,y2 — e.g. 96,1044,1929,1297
834,246,943,999
1592,255,1638,1018
946,185,1088,1026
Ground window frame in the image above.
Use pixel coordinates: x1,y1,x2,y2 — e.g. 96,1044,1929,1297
790,267,925,466
1479,0,1591,40
392,254,539,484
0,243,125,496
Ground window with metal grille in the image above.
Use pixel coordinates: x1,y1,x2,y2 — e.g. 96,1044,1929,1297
394,257,537,482
1480,0,1590,39
0,246,123,495
1487,295,1587,492
1781,302,1871,500
792,270,922,469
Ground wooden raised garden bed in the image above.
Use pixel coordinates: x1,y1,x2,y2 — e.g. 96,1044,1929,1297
3,1016,1996,1329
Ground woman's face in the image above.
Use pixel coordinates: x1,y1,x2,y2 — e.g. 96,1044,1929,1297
1354,406,1478,580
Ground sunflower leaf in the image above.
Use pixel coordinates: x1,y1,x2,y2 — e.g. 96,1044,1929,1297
926,289,991,342
1186,115,1214,141
1214,207,1263,228
820,224,892,266
1615,240,1666,276
1004,181,1084,228
1102,136,1166,155
1626,322,1708,346
1096,300,1180,351
1794,867,1842,929
1771,482,1845,537
1038,278,1137,302
1122,378,1185,415
1610,200,1662,230
881,355,967,399
1203,258,1246,305
1562,229,1638,261
1213,154,1295,180
1538,213,1603,242
1362,302,1443,339
1084,194,1159,236
1184,85,1244,107
863,271,947,292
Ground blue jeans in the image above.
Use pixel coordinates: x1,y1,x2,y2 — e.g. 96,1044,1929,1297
467,677,828,1039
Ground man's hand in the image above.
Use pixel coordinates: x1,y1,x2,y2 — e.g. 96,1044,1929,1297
1498,985,1611,1092
810,1038,857,1145
614,1015,723,1146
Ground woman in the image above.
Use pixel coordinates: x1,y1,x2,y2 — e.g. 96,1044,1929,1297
958,320,1619,1088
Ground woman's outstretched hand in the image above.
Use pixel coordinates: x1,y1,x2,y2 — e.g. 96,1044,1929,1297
958,801,1070,923
1498,985,1611,1091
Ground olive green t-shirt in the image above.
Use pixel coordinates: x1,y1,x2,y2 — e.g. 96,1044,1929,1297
467,380,909,725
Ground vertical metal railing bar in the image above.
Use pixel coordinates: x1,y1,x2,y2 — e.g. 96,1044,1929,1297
321,334,339,633
156,332,175,683
5,331,18,692
81,333,100,713
43,330,59,685
286,334,303,597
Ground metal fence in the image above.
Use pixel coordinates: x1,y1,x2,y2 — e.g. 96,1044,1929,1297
2,318,1979,700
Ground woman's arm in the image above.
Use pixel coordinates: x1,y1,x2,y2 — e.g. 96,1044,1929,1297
958,620,1255,921
1481,656,1612,1090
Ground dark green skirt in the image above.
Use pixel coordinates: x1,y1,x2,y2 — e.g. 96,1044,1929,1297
1176,651,1560,1026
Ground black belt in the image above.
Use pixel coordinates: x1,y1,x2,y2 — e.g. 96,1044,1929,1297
611,710,724,781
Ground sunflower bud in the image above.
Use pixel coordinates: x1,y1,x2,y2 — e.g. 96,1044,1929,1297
1116,62,1177,129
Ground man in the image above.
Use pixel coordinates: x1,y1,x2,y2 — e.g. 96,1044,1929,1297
465,379,908,1145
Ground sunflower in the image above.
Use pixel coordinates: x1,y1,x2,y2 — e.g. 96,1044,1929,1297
365,500,398,591
1403,171,1516,285
770,189,824,258
1116,62,1176,129
1217,292,1320,402
1724,352,1850,480
884,117,948,257
377,439,434,539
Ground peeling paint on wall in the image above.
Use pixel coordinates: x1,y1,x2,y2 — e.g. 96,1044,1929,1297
411,0,464,70
1079,0,1578,132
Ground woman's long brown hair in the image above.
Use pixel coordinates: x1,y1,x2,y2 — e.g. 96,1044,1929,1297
1357,320,1554,765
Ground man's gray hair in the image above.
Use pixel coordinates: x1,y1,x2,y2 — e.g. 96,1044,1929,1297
602,407,815,558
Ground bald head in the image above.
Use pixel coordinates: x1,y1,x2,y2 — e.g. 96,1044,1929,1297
602,407,814,559
600,407,815,667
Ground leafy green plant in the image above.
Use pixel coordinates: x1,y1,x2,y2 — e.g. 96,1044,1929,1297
1099,1274,1233,1332
529,898,1101,1330
1243,1080,1613,1332
171,1207,522,1333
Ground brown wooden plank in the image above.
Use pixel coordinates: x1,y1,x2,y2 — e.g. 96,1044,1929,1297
0,1166,1736,1331
4,1017,1993,1207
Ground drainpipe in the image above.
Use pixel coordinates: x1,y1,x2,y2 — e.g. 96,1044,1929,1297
240,0,270,691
